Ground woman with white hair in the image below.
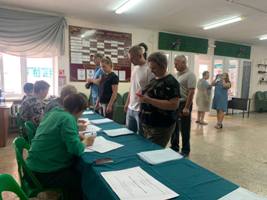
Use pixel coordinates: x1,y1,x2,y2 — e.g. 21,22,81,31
196,71,211,125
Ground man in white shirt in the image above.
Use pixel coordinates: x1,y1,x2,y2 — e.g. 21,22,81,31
124,43,154,134
171,55,196,157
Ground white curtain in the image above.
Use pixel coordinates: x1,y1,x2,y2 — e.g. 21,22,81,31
0,8,66,57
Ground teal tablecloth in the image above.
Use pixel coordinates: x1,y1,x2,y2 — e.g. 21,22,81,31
80,112,238,200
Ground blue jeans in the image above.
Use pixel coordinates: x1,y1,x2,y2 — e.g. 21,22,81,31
126,109,143,135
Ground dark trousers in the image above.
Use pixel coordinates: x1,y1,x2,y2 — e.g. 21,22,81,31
33,166,83,200
171,102,192,154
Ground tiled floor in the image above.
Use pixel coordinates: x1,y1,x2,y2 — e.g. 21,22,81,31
0,112,267,199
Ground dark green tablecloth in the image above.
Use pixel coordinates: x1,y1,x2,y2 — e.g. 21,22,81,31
80,112,238,200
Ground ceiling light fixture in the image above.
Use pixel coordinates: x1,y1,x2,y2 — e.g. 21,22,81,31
259,35,267,40
115,0,143,14
203,16,242,30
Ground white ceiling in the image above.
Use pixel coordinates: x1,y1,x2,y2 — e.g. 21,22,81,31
1,0,267,45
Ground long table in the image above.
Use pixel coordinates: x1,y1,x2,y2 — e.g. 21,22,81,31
79,112,238,200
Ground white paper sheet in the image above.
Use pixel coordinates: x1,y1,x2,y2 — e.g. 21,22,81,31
78,118,90,123
83,110,94,115
119,70,126,81
218,187,267,200
90,118,113,124
101,166,179,200
138,148,183,165
77,69,86,80
87,136,123,153
85,124,101,133
104,128,134,137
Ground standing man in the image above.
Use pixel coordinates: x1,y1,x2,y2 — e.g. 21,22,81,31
124,43,154,134
87,53,104,107
171,55,196,157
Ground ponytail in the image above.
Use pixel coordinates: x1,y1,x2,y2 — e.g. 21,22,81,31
138,42,148,60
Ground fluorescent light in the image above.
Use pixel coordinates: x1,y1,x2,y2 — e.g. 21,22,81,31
203,16,242,30
259,35,267,40
115,0,142,14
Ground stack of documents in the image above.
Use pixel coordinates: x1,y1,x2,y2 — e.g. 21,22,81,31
85,136,123,153
104,128,134,137
138,148,183,165
101,166,179,200
90,118,113,124
86,124,101,132
218,187,267,200
79,124,101,135
83,110,94,115
78,118,89,123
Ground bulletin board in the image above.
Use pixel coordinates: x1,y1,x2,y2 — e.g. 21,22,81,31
69,25,132,82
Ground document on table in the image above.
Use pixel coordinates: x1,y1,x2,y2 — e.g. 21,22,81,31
90,118,113,124
104,128,134,137
78,118,89,123
79,125,101,134
218,187,267,200
101,166,179,200
87,136,123,153
138,148,183,165
83,110,94,115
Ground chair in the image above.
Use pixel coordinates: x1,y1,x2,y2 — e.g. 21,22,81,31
114,93,123,105
0,174,28,200
113,93,126,124
13,137,61,198
255,91,267,112
122,92,129,105
24,121,37,144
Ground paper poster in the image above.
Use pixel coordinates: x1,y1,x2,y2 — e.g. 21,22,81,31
119,70,126,81
87,69,95,79
77,69,86,80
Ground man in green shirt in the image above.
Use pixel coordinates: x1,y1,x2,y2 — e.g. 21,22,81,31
26,94,93,200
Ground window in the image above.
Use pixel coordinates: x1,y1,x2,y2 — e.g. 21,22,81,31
213,59,224,79
228,59,239,97
27,58,54,95
0,53,57,97
2,54,21,95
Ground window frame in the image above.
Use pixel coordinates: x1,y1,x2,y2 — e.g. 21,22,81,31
0,53,58,98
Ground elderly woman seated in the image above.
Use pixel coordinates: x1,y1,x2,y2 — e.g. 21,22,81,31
44,84,78,113
26,93,94,200
137,52,180,147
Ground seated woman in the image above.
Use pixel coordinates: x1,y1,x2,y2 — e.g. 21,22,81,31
44,84,77,113
26,94,94,200
22,82,34,101
138,52,180,147
20,80,50,124
96,56,119,119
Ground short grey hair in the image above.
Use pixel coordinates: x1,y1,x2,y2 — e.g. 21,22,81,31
147,52,167,69
174,55,187,64
60,85,77,99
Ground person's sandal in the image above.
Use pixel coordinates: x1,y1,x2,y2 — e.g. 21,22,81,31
215,123,223,129
195,120,200,123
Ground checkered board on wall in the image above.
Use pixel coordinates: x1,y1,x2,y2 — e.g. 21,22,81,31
69,25,132,82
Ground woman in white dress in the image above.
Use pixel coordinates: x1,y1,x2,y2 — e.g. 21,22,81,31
196,71,211,125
